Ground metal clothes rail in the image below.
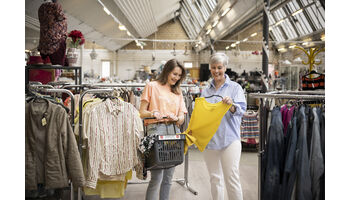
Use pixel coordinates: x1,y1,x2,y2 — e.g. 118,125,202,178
91,83,197,88
248,90,325,200
25,65,82,94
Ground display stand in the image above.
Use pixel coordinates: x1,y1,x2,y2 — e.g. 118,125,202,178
25,65,82,93
249,90,325,200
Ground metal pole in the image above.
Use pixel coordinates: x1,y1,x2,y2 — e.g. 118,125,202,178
262,0,270,92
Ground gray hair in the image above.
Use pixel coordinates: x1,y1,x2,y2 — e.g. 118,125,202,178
210,52,229,67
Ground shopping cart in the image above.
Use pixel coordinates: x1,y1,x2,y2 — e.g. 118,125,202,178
141,117,186,170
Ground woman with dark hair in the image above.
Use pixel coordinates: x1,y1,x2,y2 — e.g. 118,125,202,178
139,59,187,200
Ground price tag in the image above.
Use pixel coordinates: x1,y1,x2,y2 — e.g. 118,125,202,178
42,117,47,126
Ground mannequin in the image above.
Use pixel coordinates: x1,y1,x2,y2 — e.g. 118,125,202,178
37,0,67,66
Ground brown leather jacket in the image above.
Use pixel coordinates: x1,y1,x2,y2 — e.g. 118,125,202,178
25,99,85,190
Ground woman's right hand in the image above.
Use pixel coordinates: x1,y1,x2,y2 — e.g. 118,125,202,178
153,111,163,120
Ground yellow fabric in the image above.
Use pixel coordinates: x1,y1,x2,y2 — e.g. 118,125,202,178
182,97,231,153
84,170,132,198
74,98,101,125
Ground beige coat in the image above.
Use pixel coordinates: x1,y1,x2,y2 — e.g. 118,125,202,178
25,98,85,190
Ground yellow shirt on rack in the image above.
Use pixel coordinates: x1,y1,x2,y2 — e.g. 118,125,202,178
84,170,132,198
181,97,231,153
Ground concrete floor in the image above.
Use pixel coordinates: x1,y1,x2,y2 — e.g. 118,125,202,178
84,148,259,200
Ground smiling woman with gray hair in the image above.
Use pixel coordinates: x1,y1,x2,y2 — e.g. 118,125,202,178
201,52,247,200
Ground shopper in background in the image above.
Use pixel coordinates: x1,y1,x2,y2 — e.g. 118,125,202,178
139,59,187,200
38,0,67,66
201,52,247,200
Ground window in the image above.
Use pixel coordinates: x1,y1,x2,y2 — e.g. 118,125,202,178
184,62,193,69
101,61,110,78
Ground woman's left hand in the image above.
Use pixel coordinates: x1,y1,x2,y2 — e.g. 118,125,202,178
167,113,179,122
223,96,236,113
222,96,233,105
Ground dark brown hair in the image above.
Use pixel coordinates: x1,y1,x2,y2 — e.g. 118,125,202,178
156,59,186,95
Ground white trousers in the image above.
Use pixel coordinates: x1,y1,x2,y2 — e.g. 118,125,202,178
203,140,243,200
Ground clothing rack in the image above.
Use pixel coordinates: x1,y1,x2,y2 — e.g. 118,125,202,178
249,90,325,200
77,84,198,199
29,87,76,200
91,83,197,88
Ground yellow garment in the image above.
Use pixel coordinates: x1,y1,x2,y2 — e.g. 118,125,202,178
84,170,132,198
182,97,231,153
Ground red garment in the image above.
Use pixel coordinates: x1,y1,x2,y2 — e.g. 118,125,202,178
38,2,67,55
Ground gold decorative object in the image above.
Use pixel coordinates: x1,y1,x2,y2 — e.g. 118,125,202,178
295,46,325,78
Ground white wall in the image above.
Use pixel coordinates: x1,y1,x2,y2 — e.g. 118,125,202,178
80,48,276,80
115,50,199,80
199,50,269,74
81,48,116,76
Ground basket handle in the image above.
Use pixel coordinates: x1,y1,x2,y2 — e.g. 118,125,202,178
143,117,169,136
143,117,177,136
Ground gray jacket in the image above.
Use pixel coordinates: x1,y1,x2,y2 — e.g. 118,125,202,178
26,98,85,190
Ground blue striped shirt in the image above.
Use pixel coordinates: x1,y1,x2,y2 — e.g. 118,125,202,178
201,74,247,150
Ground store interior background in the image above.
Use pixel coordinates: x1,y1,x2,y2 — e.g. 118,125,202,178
6,0,347,199
25,0,325,90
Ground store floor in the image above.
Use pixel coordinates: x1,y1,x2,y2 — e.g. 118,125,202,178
84,148,259,200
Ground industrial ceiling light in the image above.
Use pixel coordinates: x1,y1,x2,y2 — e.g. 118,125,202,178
206,29,212,35
90,41,98,60
212,20,219,28
235,41,240,45
226,46,230,50
231,43,236,47
292,9,303,16
119,24,126,31
250,32,257,37
289,45,296,48
278,47,287,52
221,7,230,17
242,38,248,42
103,7,111,15
275,19,284,26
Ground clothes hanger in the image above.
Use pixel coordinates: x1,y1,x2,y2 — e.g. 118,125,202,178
203,94,223,100
304,69,323,78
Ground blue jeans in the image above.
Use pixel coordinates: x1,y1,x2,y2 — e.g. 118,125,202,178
145,123,180,200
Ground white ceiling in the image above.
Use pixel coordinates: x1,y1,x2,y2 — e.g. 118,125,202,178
25,0,181,51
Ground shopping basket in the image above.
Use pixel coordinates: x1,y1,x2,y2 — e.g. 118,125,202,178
142,118,186,170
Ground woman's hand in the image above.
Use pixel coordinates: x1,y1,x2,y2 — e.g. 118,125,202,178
222,96,233,105
153,111,163,120
167,113,179,122
222,96,236,113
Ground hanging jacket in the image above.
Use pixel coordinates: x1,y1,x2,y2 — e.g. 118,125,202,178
281,110,298,200
25,98,85,190
262,107,285,200
295,105,312,200
310,107,324,200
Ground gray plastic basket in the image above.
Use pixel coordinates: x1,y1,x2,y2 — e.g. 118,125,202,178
145,134,186,170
